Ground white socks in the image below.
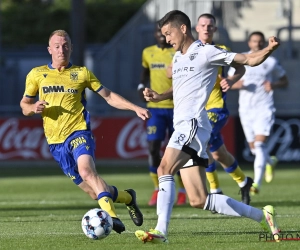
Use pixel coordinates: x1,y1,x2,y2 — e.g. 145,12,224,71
155,175,175,235
253,141,267,186
204,193,263,222
154,175,265,236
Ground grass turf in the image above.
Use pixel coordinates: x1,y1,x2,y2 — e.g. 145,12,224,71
0,163,299,250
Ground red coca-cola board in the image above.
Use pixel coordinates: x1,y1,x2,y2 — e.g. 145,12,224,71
0,117,235,160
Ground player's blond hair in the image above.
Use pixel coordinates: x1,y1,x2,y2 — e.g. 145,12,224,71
48,30,71,44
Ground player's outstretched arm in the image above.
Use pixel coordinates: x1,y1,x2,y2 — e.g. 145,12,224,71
98,87,151,120
143,87,173,102
233,36,280,67
20,97,48,116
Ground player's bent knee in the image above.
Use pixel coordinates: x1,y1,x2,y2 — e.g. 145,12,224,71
189,198,206,209
212,149,229,163
78,165,97,179
157,164,173,176
215,153,229,164
78,169,90,180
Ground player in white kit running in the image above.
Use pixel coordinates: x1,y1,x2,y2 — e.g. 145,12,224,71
228,31,288,194
135,10,281,244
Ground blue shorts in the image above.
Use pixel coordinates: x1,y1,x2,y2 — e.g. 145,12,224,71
49,130,96,185
207,108,229,152
147,108,174,141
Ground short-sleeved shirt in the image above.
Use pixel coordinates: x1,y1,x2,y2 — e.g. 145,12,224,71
142,45,175,108
228,52,286,113
171,40,236,127
24,62,103,144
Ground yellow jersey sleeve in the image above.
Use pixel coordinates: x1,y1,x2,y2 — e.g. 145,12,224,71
86,69,103,92
206,44,231,110
24,68,42,98
142,45,174,108
142,49,149,69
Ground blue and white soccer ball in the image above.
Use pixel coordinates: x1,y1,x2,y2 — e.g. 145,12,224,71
81,208,113,240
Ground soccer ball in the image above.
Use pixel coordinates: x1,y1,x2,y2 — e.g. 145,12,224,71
81,208,113,240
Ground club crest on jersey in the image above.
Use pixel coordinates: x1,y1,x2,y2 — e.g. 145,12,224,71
189,53,198,61
70,72,78,81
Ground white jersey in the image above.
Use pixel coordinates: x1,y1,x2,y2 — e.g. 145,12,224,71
172,40,236,127
228,52,286,113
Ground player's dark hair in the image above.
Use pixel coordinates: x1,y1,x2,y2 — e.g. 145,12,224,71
248,31,265,42
158,10,191,31
197,13,216,24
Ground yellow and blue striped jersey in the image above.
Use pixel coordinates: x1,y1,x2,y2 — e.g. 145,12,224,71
205,44,231,110
142,45,175,108
24,62,103,144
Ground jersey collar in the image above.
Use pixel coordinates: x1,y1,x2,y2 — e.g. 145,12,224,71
186,40,203,53
48,62,73,69
198,40,214,45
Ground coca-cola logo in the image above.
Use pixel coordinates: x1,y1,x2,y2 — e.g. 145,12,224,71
0,118,51,159
116,118,168,158
242,118,300,162
116,118,148,158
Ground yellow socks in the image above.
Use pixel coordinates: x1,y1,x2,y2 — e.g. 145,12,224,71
150,172,159,189
114,190,132,204
206,161,221,192
224,160,246,187
98,196,117,218
228,166,245,184
206,170,220,191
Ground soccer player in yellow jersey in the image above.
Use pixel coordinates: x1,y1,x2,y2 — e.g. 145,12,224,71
138,25,186,206
194,13,253,204
20,30,151,234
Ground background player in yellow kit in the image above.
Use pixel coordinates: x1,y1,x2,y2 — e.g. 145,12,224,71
138,25,186,206
20,30,151,234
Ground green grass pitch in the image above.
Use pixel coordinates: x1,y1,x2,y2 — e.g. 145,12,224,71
0,163,299,250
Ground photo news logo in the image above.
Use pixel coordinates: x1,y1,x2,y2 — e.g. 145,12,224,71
259,232,300,242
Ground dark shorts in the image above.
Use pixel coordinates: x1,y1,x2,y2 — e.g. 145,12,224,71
207,108,229,152
146,108,174,141
49,130,96,185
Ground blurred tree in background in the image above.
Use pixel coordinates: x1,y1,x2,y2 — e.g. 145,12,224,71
1,0,147,47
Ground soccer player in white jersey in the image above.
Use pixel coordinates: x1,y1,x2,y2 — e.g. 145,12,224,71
180,13,253,207
135,10,281,244
228,31,288,195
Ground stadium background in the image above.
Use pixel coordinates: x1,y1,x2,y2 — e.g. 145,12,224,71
0,0,299,166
